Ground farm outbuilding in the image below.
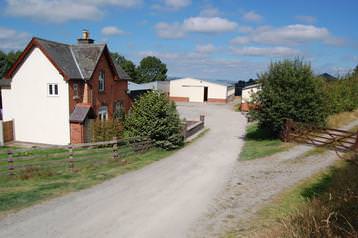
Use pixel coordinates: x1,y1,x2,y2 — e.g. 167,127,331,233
169,77,235,103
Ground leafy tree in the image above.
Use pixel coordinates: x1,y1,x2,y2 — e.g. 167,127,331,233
111,53,138,81
0,51,8,78
137,56,167,83
252,58,328,136
0,50,22,78
124,91,183,150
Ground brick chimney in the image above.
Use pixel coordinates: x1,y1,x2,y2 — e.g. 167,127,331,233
82,82,91,104
77,29,94,44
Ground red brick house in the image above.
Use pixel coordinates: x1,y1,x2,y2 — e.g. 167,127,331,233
1,31,132,145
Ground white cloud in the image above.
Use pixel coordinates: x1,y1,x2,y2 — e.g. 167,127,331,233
155,22,186,39
155,16,237,39
242,11,262,22
196,44,216,54
164,0,191,9
4,0,142,22
231,24,343,46
199,6,221,17
295,15,316,24
232,46,301,57
0,27,30,50
183,17,237,33
230,36,250,45
101,26,125,36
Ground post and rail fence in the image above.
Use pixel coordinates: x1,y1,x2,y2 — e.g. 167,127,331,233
0,137,153,178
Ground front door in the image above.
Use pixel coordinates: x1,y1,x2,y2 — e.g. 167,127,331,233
203,87,208,102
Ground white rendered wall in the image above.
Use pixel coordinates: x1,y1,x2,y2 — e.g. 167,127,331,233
241,86,261,103
170,78,228,102
2,47,70,145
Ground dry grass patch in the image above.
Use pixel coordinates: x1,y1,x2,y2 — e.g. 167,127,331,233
327,109,358,128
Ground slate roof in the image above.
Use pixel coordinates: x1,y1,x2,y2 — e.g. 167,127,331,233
70,104,91,123
34,37,130,80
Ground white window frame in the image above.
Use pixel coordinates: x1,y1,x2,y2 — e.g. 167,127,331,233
99,70,105,92
98,106,108,121
47,83,59,96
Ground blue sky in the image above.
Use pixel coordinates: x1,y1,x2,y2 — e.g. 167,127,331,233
0,0,357,81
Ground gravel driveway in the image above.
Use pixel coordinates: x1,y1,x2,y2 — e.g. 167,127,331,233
0,102,247,238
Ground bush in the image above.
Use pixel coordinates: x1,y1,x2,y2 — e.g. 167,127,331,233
93,119,123,142
252,58,328,136
124,91,184,150
323,74,358,115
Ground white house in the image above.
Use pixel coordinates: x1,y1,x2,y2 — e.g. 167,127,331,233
169,77,235,103
1,31,131,145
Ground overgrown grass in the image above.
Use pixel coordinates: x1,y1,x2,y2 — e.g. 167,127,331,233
0,148,174,217
327,109,358,128
239,159,358,238
239,123,292,160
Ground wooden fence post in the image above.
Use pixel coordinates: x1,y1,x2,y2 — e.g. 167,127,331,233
354,130,358,151
7,150,14,176
112,137,118,160
182,120,187,139
68,146,74,172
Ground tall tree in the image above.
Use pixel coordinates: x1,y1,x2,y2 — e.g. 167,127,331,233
111,53,138,82
137,56,167,83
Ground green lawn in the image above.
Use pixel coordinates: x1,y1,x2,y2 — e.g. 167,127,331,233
239,123,292,160
0,148,174,217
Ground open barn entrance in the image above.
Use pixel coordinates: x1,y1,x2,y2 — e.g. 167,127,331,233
204,87,208,102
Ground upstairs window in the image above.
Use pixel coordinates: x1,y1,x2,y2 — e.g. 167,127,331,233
99,70,105,92
98,106,108,121
48,83,58,96
73,83,79,99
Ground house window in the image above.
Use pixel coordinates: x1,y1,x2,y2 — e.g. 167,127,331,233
113,101,124,120
48,83,58,96
73,83,79,98
98,106,108,121
99,70,105,92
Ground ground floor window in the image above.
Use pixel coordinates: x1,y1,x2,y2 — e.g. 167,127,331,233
113,101,124,120
98,106,108,121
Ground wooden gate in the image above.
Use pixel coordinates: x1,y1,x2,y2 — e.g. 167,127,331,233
282,119,358,153
3,120,14,142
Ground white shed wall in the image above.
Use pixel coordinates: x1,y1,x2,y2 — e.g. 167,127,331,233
170,78,228,103
2,47,70,145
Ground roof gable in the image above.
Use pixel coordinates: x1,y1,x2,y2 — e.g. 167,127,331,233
5,37,130,82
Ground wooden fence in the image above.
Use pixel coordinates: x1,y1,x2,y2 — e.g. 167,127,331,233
182,115,205,139
282,119,358,153
0,137,153,177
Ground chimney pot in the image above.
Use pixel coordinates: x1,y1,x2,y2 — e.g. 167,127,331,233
77,29,95,44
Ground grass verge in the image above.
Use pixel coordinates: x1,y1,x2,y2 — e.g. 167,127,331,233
239,123,292,160
0,148,174,217
233,158,358,238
